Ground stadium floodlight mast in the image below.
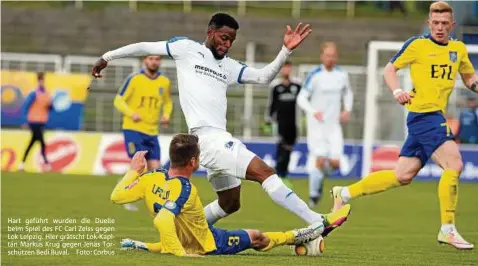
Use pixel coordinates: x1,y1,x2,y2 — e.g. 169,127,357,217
362,41,478,177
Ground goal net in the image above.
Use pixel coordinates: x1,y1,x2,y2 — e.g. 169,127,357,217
362,41,478,177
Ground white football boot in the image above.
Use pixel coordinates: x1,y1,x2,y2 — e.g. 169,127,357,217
437,228,474,250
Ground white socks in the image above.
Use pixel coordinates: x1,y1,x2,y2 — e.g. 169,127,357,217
204,200,228,225
440,224,456,233
309,168,324,198
340,187,351,203
262,174,323,224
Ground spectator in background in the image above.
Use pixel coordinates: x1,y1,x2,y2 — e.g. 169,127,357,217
19,72,52,171
264,61,302,189
458,97,478,144
389,1,407,16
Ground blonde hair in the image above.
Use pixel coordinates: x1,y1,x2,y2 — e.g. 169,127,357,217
429,1,454,18
320,42,337,55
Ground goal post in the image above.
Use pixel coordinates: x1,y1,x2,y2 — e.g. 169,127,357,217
362,41,478,177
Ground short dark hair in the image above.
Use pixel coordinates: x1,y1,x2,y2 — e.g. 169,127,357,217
284,60,292,66
208,13,239,30
37,72,45,81
169,134,200,168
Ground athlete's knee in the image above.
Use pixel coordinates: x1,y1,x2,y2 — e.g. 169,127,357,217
315,158,326,169
246,157,275,183
449,159,463,173
394,169,415,185
329,159,340,169
218,197,240,214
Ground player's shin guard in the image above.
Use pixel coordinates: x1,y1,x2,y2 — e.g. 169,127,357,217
204,200,228,225
262,174,323,224
257,232,295,252
438,169,459,225
347,170,400,199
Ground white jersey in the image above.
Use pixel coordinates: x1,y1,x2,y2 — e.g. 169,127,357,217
167,38,245,130
102,37,291,132
297,65,353,125
102,37,291,190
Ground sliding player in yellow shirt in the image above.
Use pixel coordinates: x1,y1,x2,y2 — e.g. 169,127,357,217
110,134,351,256
114,55,172,170
332,1,477,250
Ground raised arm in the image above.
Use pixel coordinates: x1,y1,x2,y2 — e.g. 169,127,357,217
91,42,167,78
110,151,148,204
103,42,168,61
238,23,311,85
240,46,291,84
92,38,189,78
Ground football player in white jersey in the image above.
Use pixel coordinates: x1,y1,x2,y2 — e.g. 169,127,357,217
92,14,351,233
297,42,354,207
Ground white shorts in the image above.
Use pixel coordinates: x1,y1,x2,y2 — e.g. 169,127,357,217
193,127,256,192
307,123,344,161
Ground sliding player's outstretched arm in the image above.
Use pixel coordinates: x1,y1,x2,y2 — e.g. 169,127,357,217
110,151,148,204
154,209,186,256
239,23,312,85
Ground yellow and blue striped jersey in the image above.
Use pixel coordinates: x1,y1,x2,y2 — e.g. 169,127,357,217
110,169,216,256
391,34,475,114
116,70,172,135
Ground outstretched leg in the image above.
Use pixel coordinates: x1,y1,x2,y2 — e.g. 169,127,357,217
332,156,421,211
204,186,241,225
246,156,323,224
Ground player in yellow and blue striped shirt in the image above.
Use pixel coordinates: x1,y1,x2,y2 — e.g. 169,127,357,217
331,1,478,250
110,134,352,256
114,55,173,170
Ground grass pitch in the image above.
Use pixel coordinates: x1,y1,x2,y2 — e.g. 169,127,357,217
2,172,477,266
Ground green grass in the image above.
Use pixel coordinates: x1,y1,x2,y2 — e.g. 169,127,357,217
2,172,477,265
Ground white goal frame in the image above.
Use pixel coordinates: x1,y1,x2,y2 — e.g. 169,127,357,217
362,41,478,177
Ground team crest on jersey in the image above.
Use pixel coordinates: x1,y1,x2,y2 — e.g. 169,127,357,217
225,140,235,150
449,51,457,63
290,85,298,94
277,86,284,93
164,200,177,211
159,87,164,95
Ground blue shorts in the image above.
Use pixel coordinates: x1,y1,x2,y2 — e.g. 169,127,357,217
208,227,251,255
123,130,160,160
400,111,454,166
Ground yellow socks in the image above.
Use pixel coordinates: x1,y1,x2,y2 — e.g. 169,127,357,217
438,169,459,225
348,170,401,199
258,231,295,252
145,242,163,253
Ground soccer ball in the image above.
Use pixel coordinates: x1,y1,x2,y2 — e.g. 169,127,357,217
294,236,325,256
